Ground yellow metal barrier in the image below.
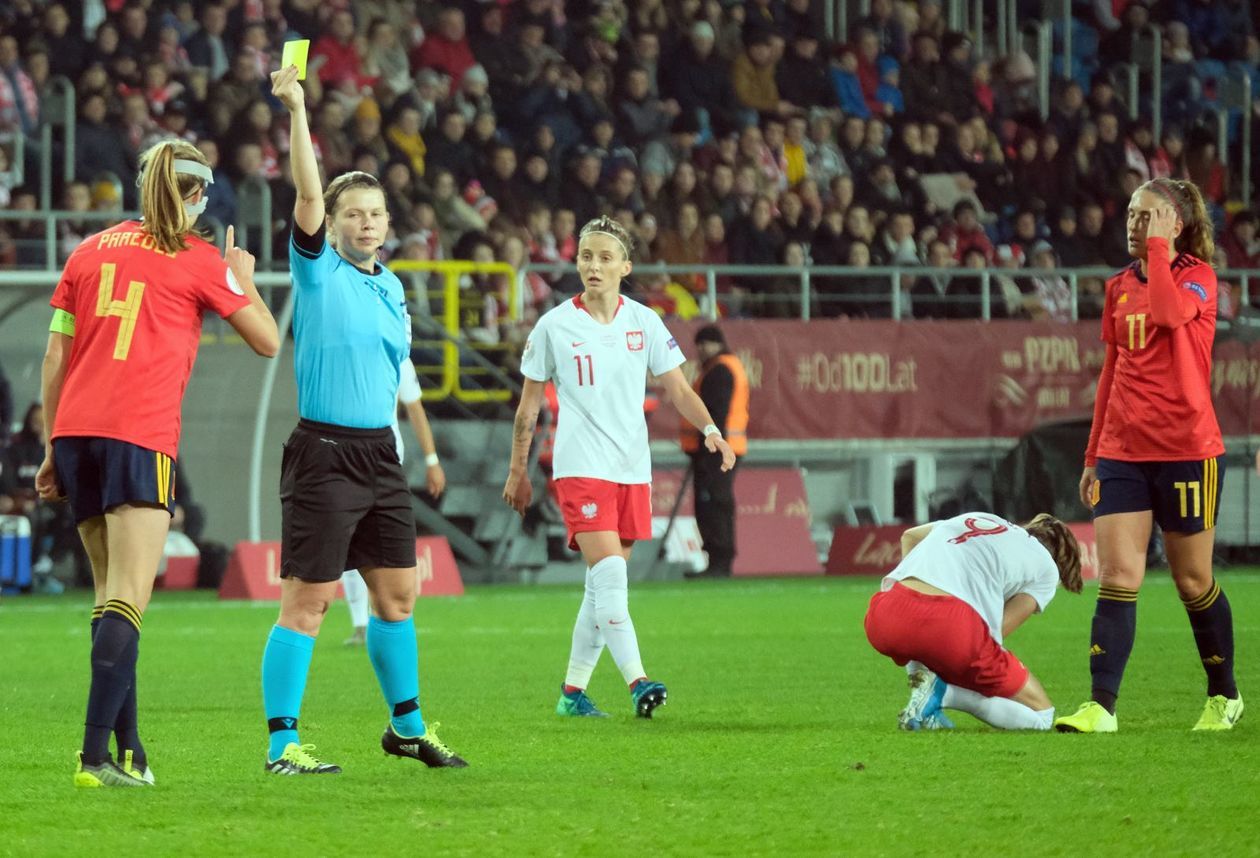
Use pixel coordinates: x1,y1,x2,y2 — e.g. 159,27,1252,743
387,260,519,403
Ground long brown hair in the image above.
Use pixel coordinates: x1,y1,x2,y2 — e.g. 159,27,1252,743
1141,176,1215,263
1022,513,1083,593
137,139,210,255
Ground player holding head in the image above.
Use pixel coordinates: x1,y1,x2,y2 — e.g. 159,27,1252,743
865,513,1083,730
504,215,736,718
1056,177,1241,733
37,139,279,787
341,357,446,646
262,64,466,774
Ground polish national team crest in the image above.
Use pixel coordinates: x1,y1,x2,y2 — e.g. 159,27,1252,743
626,331,644,351
581,502,598,519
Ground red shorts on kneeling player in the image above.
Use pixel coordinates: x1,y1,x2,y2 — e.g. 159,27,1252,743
554,477,652,550
863,582,1029,698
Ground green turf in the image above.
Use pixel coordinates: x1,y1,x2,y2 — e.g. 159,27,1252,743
3,573,1260,856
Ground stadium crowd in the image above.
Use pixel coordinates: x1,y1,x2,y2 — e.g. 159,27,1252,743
0,0,1258,324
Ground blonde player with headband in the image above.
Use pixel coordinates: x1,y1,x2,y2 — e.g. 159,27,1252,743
504,215,736,718
37,139,279,786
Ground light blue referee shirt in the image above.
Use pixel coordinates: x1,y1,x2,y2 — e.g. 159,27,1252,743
289,231,409,428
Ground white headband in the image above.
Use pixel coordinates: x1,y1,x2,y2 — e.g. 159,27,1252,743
583,229,630,259
173,158,212,217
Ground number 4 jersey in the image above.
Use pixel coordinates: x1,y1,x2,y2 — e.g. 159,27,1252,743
1094,245,1223,462
521,295,685,484
50,221,252,458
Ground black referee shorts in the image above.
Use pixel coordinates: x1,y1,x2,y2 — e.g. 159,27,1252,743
279,419,416,582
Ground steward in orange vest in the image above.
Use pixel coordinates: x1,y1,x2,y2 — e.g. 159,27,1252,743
680,325,748,578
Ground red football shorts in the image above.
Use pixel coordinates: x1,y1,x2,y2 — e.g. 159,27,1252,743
864,583,1029,699
554,477,652,550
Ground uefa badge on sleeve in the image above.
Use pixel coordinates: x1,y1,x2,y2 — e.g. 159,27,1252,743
626,331,644,351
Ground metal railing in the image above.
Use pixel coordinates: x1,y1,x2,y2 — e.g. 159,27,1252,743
4,264,1257,324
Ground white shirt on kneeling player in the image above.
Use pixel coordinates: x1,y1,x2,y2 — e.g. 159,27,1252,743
881,512,1059,645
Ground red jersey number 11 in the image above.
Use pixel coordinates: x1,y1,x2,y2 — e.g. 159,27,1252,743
574,354,594,386
97,263,146,360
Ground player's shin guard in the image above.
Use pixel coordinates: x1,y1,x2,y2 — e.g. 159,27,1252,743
1183,579,1238,699
564,570,606,689
366,616,425,738
1089,586,1138,714
941,686,1054,730
589,555,645,685
83,600,142,765
262,625,315,761
341,569,371,629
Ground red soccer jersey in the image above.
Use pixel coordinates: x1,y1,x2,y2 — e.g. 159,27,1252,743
1088,238,1224,463
50,221,251,459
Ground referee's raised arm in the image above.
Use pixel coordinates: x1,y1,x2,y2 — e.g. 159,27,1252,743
271,64,323,234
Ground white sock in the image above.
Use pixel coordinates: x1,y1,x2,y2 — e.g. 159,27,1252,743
341,569,370,629
589,555,646,685
942,685,1055,730
905,660,927,676
564,568,605,689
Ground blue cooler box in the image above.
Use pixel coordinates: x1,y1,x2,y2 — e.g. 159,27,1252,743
0,515,33,593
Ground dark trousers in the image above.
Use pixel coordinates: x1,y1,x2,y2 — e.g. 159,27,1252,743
691,452,739,574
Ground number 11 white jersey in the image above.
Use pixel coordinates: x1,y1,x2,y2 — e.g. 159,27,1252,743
521,295,686,484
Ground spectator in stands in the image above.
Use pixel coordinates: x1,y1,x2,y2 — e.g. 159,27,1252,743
830,46,869,119
804,113,849,186
874,209,921,266
1051,205,1089,268
311,10,365,89
432,168,486,255
1048,79,1087,143
910,237,956,318
57,181,93,263
75,92,136,194
425,110,476,186
385,102,427,179
777,31,833,112
210,49,266,124
731,28,793,118
616,64,680,149
184,2,230,82
658,199,707,273
40,3,87,81
1222,211,1260,269
1100,0,1150,67
520,149,558,210
194,138,236,228
363,18,412,101
560,150,605,226
0,34,38,136
413,7,476,90
858,0,909,60
941,199,993,263
1078,199,1128,267
1024,240,1073,322
665,20,743,138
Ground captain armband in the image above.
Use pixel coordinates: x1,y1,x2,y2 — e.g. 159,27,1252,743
49,308,76,336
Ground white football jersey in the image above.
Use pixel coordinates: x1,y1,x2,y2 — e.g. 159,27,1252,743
521,295,686,483
391,358,423,461
881,512,1059,645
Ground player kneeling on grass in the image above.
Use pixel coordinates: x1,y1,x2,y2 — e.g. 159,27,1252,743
864,513,1082,731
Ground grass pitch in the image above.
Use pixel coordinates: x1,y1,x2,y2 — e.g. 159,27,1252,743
3,573,1259,856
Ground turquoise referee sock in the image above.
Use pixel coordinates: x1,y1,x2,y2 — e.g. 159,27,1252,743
262,625,315,761
367,616,426,738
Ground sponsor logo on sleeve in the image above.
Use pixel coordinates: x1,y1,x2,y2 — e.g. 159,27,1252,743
1182,281,1208,302
667,337,678,349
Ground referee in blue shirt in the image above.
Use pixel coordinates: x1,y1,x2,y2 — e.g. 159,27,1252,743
260,64,467,774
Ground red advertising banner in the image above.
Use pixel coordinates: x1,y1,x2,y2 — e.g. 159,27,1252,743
219,537,465,600
826,521,1099,581
652,467,823,576
650,320,1260,440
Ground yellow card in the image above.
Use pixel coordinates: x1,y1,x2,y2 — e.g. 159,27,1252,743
281,39,310,80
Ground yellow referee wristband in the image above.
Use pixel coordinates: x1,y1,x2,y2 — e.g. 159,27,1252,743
49,308,76,336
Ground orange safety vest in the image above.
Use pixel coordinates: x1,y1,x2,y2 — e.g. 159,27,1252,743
680,353,748,455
